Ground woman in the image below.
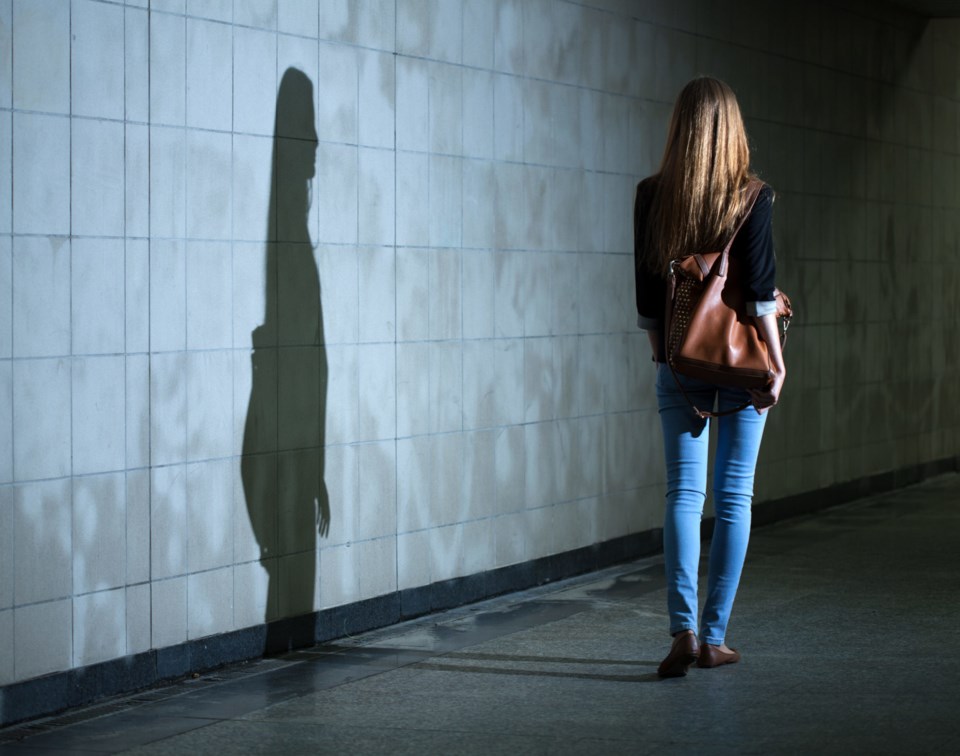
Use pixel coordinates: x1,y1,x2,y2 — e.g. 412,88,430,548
633,77,786,677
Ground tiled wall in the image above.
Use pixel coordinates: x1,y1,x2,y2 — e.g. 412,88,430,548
0,0,958,687
744,4,960,496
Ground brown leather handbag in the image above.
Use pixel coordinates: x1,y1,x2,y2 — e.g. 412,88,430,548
665,181,793,417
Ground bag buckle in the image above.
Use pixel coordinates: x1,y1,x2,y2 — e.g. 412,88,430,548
780,315,791,340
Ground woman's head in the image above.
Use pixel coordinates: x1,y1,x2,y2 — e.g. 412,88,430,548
642,77,755,273
660,77,750,191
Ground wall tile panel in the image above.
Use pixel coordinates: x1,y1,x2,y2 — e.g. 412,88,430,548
71,0,124,120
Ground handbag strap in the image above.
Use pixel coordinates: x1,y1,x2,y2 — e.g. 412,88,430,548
666,180,765,419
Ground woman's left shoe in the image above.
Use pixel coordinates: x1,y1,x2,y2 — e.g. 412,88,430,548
657,631,699,678
696,643,741,668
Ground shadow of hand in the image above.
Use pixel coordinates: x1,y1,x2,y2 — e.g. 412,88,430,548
316,495,331,538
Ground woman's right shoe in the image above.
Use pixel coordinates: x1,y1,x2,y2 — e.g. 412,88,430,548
657,631,699,678
696,643,741,668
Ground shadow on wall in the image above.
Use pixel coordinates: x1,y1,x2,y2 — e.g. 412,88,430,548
241,68,330,647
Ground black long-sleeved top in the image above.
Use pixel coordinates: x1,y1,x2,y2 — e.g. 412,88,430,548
633,178,777,361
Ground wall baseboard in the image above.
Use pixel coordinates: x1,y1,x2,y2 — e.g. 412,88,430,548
2,456,956,728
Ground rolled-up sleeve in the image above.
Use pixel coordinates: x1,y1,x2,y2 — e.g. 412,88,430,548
745,299,778,316
637,312,661,329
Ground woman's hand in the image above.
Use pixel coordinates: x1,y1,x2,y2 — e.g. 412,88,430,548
749,367,785,414
750,313,786,414
647,329,664,363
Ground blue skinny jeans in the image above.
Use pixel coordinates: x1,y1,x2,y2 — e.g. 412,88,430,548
655,363,767,646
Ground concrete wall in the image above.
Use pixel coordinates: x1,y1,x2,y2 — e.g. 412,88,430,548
0,0,958,688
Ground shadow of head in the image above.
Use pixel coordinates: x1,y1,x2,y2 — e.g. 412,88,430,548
276,67,318,181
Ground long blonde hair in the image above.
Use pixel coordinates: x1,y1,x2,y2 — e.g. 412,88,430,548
644,77,755,274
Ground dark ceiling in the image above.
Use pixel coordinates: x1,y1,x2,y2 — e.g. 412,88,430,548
887,0,960,17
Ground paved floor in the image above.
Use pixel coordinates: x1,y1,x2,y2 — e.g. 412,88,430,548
2,474,959,755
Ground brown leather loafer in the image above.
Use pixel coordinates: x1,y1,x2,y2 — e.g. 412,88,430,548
696,643,741,668
657,631,699,678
